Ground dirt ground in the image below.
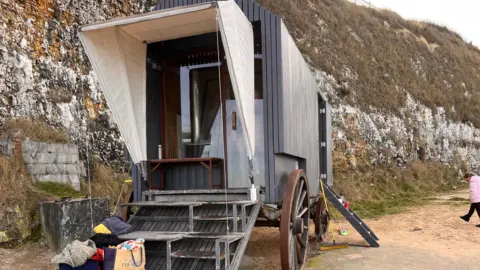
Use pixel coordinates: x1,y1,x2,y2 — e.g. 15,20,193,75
243,189,480,270
1,189,478,270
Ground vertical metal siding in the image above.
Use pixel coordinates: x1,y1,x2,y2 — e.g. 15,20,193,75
278,20,320,195
263,8,277,203
146,49,162,160
326,103,333,186
153,0,328,202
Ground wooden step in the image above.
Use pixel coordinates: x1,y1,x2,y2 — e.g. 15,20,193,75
193,215,239,221
118,231,183,241
122,201,204,207
123,200,256,207
171,250,223,260
183,232,244,240
133,216,189,222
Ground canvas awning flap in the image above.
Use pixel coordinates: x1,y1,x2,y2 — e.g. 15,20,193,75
78,0,255,164
217,1,255,161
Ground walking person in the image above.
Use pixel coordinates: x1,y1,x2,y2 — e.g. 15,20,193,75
460,172,480,227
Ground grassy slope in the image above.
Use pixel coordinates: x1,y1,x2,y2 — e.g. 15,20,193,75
258,0,480,126
0,119,129,247
256,0,474,216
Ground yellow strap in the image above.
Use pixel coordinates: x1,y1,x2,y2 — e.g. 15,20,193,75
320,179,336,243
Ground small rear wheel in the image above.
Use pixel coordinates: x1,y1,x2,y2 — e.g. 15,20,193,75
314,196,329,242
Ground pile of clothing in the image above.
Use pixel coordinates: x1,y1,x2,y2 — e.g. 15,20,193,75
52,216,142,270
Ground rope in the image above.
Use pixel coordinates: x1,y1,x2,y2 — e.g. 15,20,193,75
113,180,127,215
216,10,230,237
85,135,94,231
80,75,95,231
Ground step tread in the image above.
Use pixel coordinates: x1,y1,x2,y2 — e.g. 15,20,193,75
144,189,250,195
171,250,223,260
118,231,183,241
193,215,239,221
119,231,244,241
122,201,204,207
123,200,257,207
184,232,244,239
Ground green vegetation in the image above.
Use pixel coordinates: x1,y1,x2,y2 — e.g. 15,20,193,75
33,182,84,199
259,0,480,126
0,118,70,143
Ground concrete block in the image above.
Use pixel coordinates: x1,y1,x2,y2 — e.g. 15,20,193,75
21,141,40,154
26,164,48,175
67,144,79,155
46,164,60,174
32,153,57,164
34,174,63,184
47,143,61,154
69,154,79,164
68,174,81,191
39,198,109,253
56,153,69,164
65,164,80,174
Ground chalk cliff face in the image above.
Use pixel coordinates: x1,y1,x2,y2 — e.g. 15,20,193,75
1,0,480,175
0,0,156,167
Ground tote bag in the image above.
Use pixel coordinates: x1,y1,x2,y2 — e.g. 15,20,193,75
103,245,145,270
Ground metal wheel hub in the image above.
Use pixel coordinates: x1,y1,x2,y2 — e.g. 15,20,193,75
293,218,304,235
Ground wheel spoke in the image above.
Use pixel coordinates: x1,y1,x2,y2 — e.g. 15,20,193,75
295,239,302,264
294,189,307,216
297,207,308,219
290,234,295,270
296,234,306,248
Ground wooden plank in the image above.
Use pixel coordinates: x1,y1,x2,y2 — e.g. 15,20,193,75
118,231,183,241
183,232,244,239
265,9,276,203
122,201,204,207
259,6,272,204
193,215,238,221
171,250,221,259
133,216,189,222
271,14,279,153
254,2,259,21
248,0,254,21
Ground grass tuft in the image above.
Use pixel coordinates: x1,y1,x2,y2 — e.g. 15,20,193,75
0,118,70,144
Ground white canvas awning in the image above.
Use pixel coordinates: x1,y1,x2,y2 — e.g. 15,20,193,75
78,0,255,166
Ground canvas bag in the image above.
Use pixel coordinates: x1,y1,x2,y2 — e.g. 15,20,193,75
103,241,145,270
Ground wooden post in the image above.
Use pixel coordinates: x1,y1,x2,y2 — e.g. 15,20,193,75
13,132,22,157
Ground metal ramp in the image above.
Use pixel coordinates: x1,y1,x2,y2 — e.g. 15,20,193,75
322,181,380,247
121,189,260,269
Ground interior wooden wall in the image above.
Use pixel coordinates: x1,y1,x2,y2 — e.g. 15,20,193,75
164,66,181,159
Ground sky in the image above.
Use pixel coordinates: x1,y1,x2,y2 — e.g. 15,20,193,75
356,0,479,47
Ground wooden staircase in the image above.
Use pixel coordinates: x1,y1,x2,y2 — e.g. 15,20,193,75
120,189,260,269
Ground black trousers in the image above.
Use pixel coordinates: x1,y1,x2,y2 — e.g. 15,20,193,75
465,202,480,218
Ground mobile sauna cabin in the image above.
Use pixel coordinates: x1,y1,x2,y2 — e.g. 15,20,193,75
79,0,333,269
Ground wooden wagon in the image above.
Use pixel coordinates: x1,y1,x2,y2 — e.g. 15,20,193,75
79,1,377,269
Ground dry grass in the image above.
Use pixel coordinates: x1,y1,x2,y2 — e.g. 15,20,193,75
0,118,69,144
83,164,131,212
258,0,480,126
333,159,461,202
0,155,46,247
0,155,34,210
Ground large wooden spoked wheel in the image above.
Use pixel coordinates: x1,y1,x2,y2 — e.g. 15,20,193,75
280,169,310,270
314,196,330,241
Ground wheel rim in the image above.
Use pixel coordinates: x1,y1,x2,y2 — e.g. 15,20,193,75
314,197,329,241
280,169,310,270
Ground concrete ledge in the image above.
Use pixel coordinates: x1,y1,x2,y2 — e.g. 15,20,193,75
40,198,109,253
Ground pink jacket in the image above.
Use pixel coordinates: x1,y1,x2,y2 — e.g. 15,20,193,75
470,175,480,203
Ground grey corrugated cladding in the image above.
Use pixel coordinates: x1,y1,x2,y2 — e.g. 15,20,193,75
153,0,331,203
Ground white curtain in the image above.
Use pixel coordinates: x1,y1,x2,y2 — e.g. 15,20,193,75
78,1,255,167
